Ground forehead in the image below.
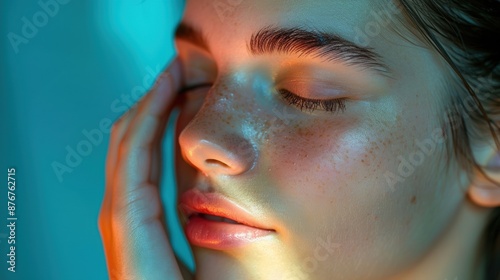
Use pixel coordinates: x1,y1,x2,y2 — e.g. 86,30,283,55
181,0,405,60
186,1,392,36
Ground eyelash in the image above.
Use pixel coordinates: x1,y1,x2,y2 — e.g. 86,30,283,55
278,89,347,113
179,84,347,114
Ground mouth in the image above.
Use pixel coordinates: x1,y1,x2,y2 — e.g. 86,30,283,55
195,213,241,224
179,189,275,250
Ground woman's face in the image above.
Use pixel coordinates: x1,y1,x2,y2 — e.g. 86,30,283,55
174,0,466,279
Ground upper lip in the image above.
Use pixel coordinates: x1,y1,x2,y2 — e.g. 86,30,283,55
178,188,275,231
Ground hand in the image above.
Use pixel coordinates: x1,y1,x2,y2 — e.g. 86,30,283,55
98,57,193,280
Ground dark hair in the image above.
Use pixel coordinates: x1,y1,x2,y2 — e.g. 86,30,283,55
397,0,500,278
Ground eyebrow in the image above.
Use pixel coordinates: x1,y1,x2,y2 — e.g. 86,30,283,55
175,22,390,75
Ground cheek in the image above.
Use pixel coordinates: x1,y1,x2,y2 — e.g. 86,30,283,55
261,113,396,211
271,123,356,190
257,115,396,265
258,106,449,273
259,114,392,239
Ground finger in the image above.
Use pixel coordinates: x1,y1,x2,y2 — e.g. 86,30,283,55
136,56,182,121
103,105,139,218
99,62,172,229
105,57,186,279
99,104,139,267
115,63,181,189
107,55,178,178
100,104,138,218
106,105,138,178
108,55,181,182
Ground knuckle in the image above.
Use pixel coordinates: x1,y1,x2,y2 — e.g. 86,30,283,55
117,135,144,161
119,125,138,149
115,131,137,158
117,138,132,158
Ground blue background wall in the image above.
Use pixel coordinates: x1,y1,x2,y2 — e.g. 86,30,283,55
0,1,193,279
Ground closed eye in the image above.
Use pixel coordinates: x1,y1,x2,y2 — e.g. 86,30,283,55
278,89,347,113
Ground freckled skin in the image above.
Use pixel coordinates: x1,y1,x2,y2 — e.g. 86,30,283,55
172,0,474,279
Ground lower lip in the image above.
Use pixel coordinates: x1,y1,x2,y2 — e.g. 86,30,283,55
185,216,274,250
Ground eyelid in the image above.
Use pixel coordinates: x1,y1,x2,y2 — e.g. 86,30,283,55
276,79,348,99
278,89,347,113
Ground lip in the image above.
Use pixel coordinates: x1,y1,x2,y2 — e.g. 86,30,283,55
178,188,275,250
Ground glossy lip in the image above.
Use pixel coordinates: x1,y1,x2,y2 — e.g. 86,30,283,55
178,188,276,250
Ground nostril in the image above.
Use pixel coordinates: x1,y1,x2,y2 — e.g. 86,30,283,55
180,136,255,175
205,159,230,168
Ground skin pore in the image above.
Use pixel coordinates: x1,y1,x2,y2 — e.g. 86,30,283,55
171,0,496,279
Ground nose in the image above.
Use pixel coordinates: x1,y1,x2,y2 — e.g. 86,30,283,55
179,136,256,176
178,90,257,176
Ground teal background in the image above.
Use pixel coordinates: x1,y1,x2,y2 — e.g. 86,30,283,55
0,0,193,279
